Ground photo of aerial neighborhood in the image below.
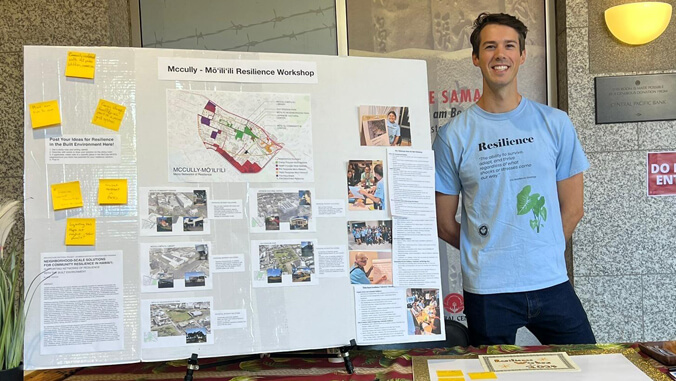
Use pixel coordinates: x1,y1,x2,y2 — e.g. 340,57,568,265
258,241,315,276
147,243,210,290
256,190,312,222
143,189,209,235
150,301,211,339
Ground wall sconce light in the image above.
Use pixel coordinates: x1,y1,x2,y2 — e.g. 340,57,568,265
605,2,673,45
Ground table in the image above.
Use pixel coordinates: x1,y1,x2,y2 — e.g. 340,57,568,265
25,343,673,381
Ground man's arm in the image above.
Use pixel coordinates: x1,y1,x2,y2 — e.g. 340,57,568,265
435,192,460,249
391,136,400,146
557,172,585,241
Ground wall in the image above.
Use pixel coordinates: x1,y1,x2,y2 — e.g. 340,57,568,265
558,0,676,343
0,0,131,252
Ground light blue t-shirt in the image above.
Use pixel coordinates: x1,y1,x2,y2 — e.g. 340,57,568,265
350,265,370,284
432,98,589,294
374,178,386,210
387,121,401,144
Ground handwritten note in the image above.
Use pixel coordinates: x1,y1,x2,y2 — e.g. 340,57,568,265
50,181,83,211
91,99,126,131
29,100,61,128
64,51,96,79
98,179,128,205
65,218,96,246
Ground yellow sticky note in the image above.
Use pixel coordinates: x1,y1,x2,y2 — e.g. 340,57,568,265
91,99,126,131
468,371,497,380
438,377,465,381
50,181,83,211
98,179,128,205
29,100,61,129
65,51,96,79
65,218,96,246
437,370,464,377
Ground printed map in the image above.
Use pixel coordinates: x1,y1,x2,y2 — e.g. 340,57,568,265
167,90,313,182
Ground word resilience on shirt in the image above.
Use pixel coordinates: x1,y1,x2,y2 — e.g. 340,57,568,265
478,136,534,151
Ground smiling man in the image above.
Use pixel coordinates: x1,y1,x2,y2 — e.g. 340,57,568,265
432,13,595,346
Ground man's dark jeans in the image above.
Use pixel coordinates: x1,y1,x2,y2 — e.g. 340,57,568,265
463,281,596,346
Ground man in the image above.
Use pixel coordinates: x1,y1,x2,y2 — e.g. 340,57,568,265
432,12,595,346
386,111,401,146
350,252,387,284
360,163,386,210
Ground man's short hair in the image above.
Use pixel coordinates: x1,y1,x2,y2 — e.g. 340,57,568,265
374,163,383,177
470,12,528,57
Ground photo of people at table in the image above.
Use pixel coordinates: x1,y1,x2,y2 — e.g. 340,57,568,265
347,160,386,211
349,251,392,285
358,105,410,147
406,288,442,335
347,220,392,251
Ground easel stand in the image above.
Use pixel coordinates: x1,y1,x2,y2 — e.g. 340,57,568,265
184,339,357,381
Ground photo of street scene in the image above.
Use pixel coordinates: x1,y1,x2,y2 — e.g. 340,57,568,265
256,190,312,222
150,301,211,339
267,268,282,283
258,241,315,275
406,288,441,336
145,189,208,233
292,266,312,283
347,220,392,250
186,327,207,344
148,243,210,289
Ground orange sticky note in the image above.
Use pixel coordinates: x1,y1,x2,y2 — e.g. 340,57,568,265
29,100,61,128
65,51,96,79
91,99,126,131
50,181,83,211
468,371,497,379
437,370,464,377
65,218,96,246
98,179,128,205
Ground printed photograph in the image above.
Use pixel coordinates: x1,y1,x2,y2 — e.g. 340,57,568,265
149,301,211,338
185,327,208,344
347,220,392,250
258,241,315,275
158,272,174,288
289,216,309,230
347,160,386,211
156,216,173,232
257,190,312,222
358,105,411,146
267,268,282,283
348,251,392,285
292,266,313,283
149,243,210,288
265,216,280,231
143,189,210,235
405,288,442,336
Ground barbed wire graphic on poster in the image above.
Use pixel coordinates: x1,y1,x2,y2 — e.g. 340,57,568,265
167,90,313,183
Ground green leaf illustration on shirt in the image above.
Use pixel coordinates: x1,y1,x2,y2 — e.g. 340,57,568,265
517,185,546,233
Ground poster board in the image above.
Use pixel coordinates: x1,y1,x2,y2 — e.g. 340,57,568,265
23,46,443,369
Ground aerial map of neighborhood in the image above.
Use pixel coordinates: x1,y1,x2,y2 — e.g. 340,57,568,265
167,90,313,183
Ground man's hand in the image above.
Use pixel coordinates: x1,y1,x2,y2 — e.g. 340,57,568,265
436,192,460,249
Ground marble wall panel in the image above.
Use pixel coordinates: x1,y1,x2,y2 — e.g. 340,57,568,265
575,275,644,343
0,53,25,179
642,275,676,341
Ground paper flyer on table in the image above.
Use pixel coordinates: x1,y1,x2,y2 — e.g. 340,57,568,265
139,187,210,236
248,188,316,233
250,239,318,287
140,242,213,292
141,297,214,348
40,250,124,355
